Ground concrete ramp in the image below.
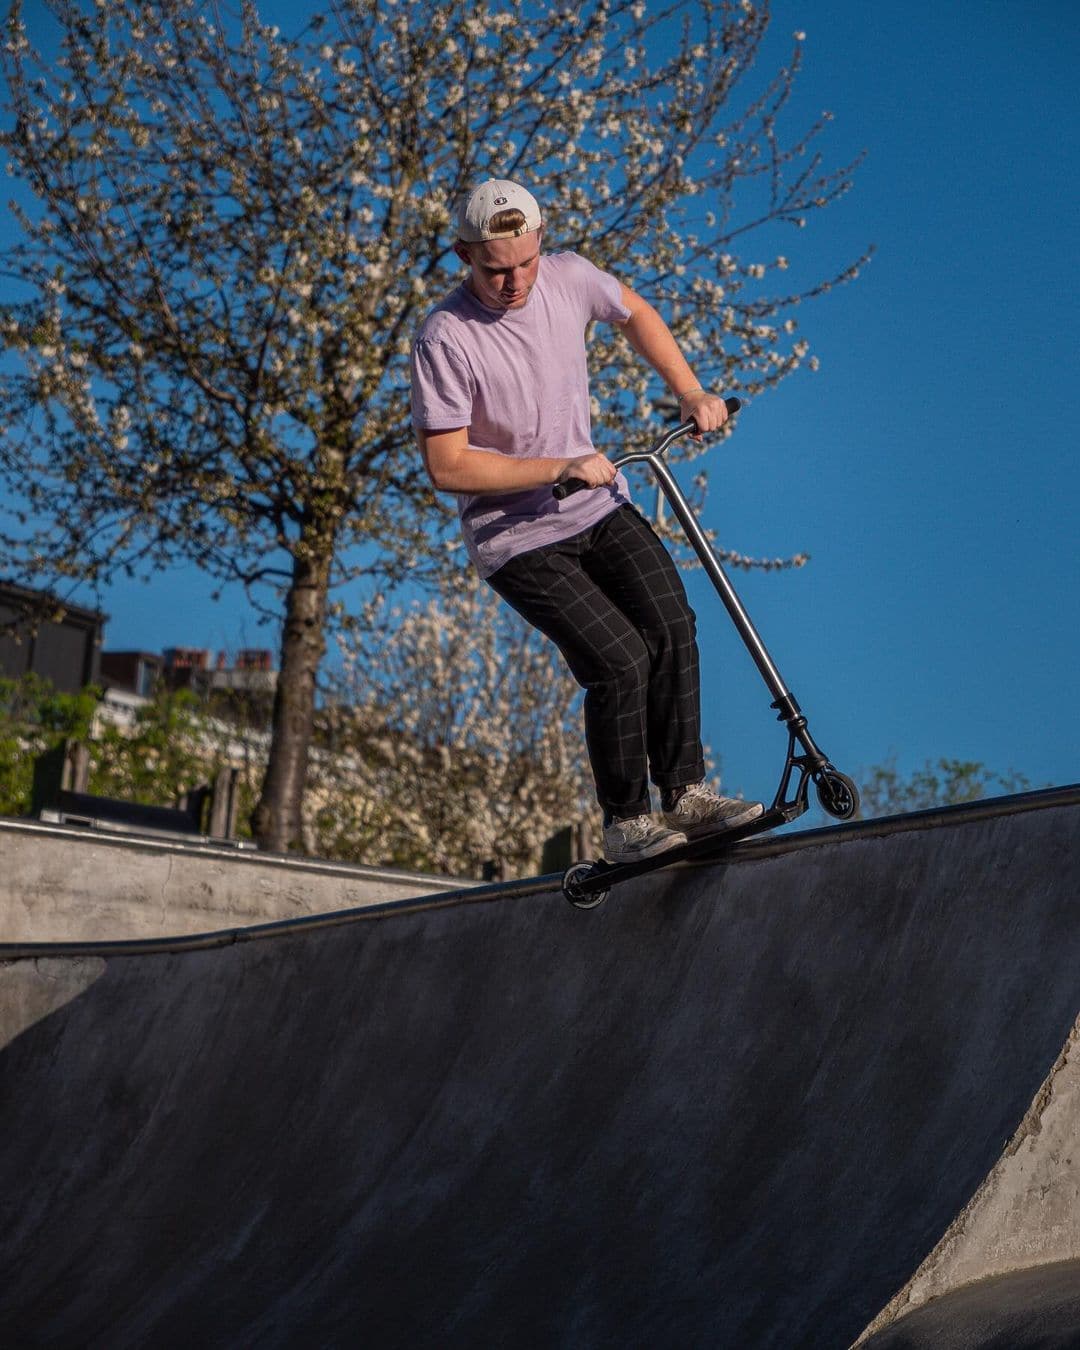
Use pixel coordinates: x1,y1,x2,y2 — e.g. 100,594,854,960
1,788,1079,1347
863,1261,1080,1348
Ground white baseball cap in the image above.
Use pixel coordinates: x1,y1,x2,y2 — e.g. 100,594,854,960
457,179,542,243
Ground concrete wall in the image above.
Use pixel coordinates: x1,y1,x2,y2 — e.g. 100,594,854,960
860,1010,1080,1342
0,817,475,943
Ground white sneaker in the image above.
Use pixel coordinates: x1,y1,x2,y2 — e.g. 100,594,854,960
603,813,688,864
662,783,764,839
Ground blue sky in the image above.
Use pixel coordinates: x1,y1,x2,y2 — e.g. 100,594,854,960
676,0,1080,803
3,1,1077,809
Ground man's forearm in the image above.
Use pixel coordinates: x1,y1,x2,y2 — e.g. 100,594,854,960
617,285,730,433
619,297,701,398
418,429,616,496
425,445,569,494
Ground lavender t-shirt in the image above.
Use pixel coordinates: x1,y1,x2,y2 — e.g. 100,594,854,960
410,251,633,577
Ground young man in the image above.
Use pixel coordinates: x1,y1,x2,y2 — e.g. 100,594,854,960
410,178,763,863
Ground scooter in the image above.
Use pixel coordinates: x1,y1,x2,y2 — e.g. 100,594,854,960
551,398,859,908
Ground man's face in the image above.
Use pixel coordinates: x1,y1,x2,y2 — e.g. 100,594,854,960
456,230,542,311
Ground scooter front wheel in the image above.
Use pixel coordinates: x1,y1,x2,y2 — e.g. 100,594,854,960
816,769,860,821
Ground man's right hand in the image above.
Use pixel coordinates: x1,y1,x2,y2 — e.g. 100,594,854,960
556,453,616,489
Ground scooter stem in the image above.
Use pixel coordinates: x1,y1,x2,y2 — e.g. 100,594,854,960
610,426,791,707
555,411,862,903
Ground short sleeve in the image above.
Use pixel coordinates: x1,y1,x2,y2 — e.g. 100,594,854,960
560,252,631,325
410,338,475,430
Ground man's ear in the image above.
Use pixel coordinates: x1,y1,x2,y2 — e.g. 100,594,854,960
453,242,472,266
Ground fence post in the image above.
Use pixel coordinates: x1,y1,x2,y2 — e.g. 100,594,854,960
209,766,240,840
30,739,90,816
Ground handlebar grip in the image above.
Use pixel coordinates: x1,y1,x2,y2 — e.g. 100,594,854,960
552,477,588,500
552,397,742,499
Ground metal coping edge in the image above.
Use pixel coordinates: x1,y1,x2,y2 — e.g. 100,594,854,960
1,784,1077,962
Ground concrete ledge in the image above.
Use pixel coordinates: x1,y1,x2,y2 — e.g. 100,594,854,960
0,816,477,943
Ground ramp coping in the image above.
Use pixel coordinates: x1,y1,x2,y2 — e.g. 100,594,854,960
1,784,1076,962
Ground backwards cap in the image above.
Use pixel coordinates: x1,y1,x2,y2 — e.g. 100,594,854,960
457,179,542,243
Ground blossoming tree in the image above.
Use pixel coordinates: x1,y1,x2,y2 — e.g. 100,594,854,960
0,0,864,852
314,577,598,878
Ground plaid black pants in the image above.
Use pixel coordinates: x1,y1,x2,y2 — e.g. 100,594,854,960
487,504,705,818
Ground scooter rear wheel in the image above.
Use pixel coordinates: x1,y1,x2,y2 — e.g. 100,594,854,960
816,769,860,821
563,861,610,909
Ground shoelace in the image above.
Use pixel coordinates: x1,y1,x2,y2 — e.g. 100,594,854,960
608,814,657,840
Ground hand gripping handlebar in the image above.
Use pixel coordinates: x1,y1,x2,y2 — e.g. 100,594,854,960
552,397,741,500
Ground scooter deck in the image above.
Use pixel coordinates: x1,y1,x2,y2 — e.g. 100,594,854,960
563,806,791,906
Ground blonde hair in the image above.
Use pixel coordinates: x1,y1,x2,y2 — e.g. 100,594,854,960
484,207,529,237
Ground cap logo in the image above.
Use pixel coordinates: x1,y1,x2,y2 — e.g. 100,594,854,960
494,196,507,205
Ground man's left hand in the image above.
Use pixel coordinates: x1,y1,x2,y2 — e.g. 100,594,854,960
678,389,729,436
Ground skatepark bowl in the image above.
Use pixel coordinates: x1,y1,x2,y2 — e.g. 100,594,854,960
2,784,1080,1348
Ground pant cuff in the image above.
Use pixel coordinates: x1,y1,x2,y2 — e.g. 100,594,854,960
652,765,706,793
602,797,653,821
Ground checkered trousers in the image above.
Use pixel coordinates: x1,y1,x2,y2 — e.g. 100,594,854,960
486,504,705,818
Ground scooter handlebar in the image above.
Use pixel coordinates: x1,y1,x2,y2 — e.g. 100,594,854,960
552,396,741,499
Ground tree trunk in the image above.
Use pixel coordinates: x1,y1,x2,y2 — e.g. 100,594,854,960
252,521,334,853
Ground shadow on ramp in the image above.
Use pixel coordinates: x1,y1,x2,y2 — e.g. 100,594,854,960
862,1260,1080,1349
1,788,1078,1348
